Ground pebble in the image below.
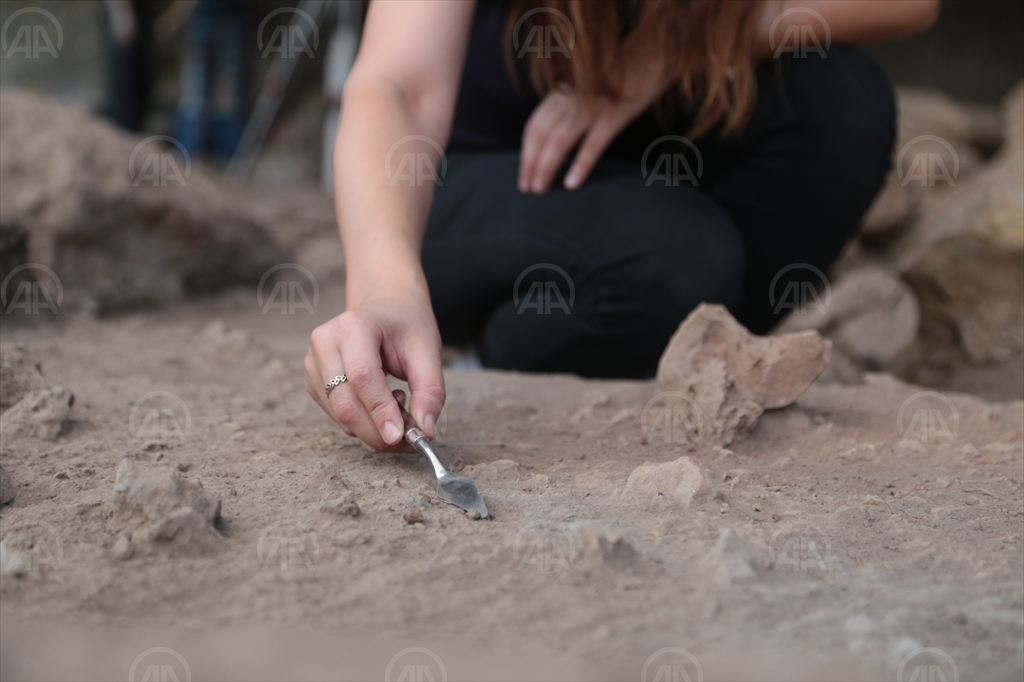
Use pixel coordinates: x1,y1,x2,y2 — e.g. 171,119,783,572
403,508,424,525
111,536,133,560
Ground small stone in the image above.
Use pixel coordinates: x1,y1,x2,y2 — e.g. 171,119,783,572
466,509,482,520
623,456,713,507
111,536,133,560
53,471,69,480
0,544,29,577
863,494,885,506
319,492,360,517
403,508,424,525
0,386,74,441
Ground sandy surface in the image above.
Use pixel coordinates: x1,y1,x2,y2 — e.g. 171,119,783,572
1,288,1022,681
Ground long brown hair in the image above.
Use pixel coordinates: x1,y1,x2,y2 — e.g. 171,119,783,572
505,0,763,137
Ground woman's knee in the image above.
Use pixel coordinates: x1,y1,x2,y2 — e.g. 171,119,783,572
775,45,897,176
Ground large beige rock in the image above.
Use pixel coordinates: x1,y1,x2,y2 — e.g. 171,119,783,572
893,82,1024,365
862,88,1001,236
777,266,920,372
0,90,288,314
656,305,830,446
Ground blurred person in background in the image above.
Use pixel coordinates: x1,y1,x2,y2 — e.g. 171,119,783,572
99,0,155,131
157,0,249,160
305,0,941,451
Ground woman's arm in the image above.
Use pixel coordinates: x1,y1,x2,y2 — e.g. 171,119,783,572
306,0,474,451
756,0,940,57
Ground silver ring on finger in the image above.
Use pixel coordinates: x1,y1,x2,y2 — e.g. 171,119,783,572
325,374,347,397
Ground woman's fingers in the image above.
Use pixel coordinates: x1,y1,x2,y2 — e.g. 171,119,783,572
402,335,446,439
531,110,588,193
519,91,574,193
564,111,621,190
332,316,406,447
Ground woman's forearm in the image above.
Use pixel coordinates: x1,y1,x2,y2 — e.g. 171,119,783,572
756,0,940,57
333,77,442,307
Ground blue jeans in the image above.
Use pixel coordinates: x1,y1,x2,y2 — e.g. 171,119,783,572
173,0,248,160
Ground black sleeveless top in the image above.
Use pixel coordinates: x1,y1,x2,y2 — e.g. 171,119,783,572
448,0,540,151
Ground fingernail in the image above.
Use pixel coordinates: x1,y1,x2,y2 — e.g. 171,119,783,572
424,413,436,435
564,172,578,189
382,421,401,444
532,179,544,193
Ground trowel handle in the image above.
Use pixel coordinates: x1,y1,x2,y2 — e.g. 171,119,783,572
398,404,450,479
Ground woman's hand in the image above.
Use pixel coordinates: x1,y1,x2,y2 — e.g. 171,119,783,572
304,288,445,452
518,44,668,195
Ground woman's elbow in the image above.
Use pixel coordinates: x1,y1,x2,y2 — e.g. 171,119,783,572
906,0,941,36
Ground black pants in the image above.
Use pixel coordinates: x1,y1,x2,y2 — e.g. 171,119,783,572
423,46,896,378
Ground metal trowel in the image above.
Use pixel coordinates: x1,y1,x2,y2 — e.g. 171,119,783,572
405,426,488,518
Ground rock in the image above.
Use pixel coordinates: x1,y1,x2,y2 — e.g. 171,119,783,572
111,536,133,561
623,456,713,507
114,458,220,525
656,304,831,446
0,386,73,440
0,466,14,506
894,82,1024,366
777,267,920,372
0,90,288,314
0,544,30,578
582,533,638,571
700,528,769,585
861,170,919,236
403,508,424,525
862,88,1002,237
137,508,222,551
0,344,48,412
112,459,221,551
320,492,360,517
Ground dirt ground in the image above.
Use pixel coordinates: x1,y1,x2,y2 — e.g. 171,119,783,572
0,283,1021,681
